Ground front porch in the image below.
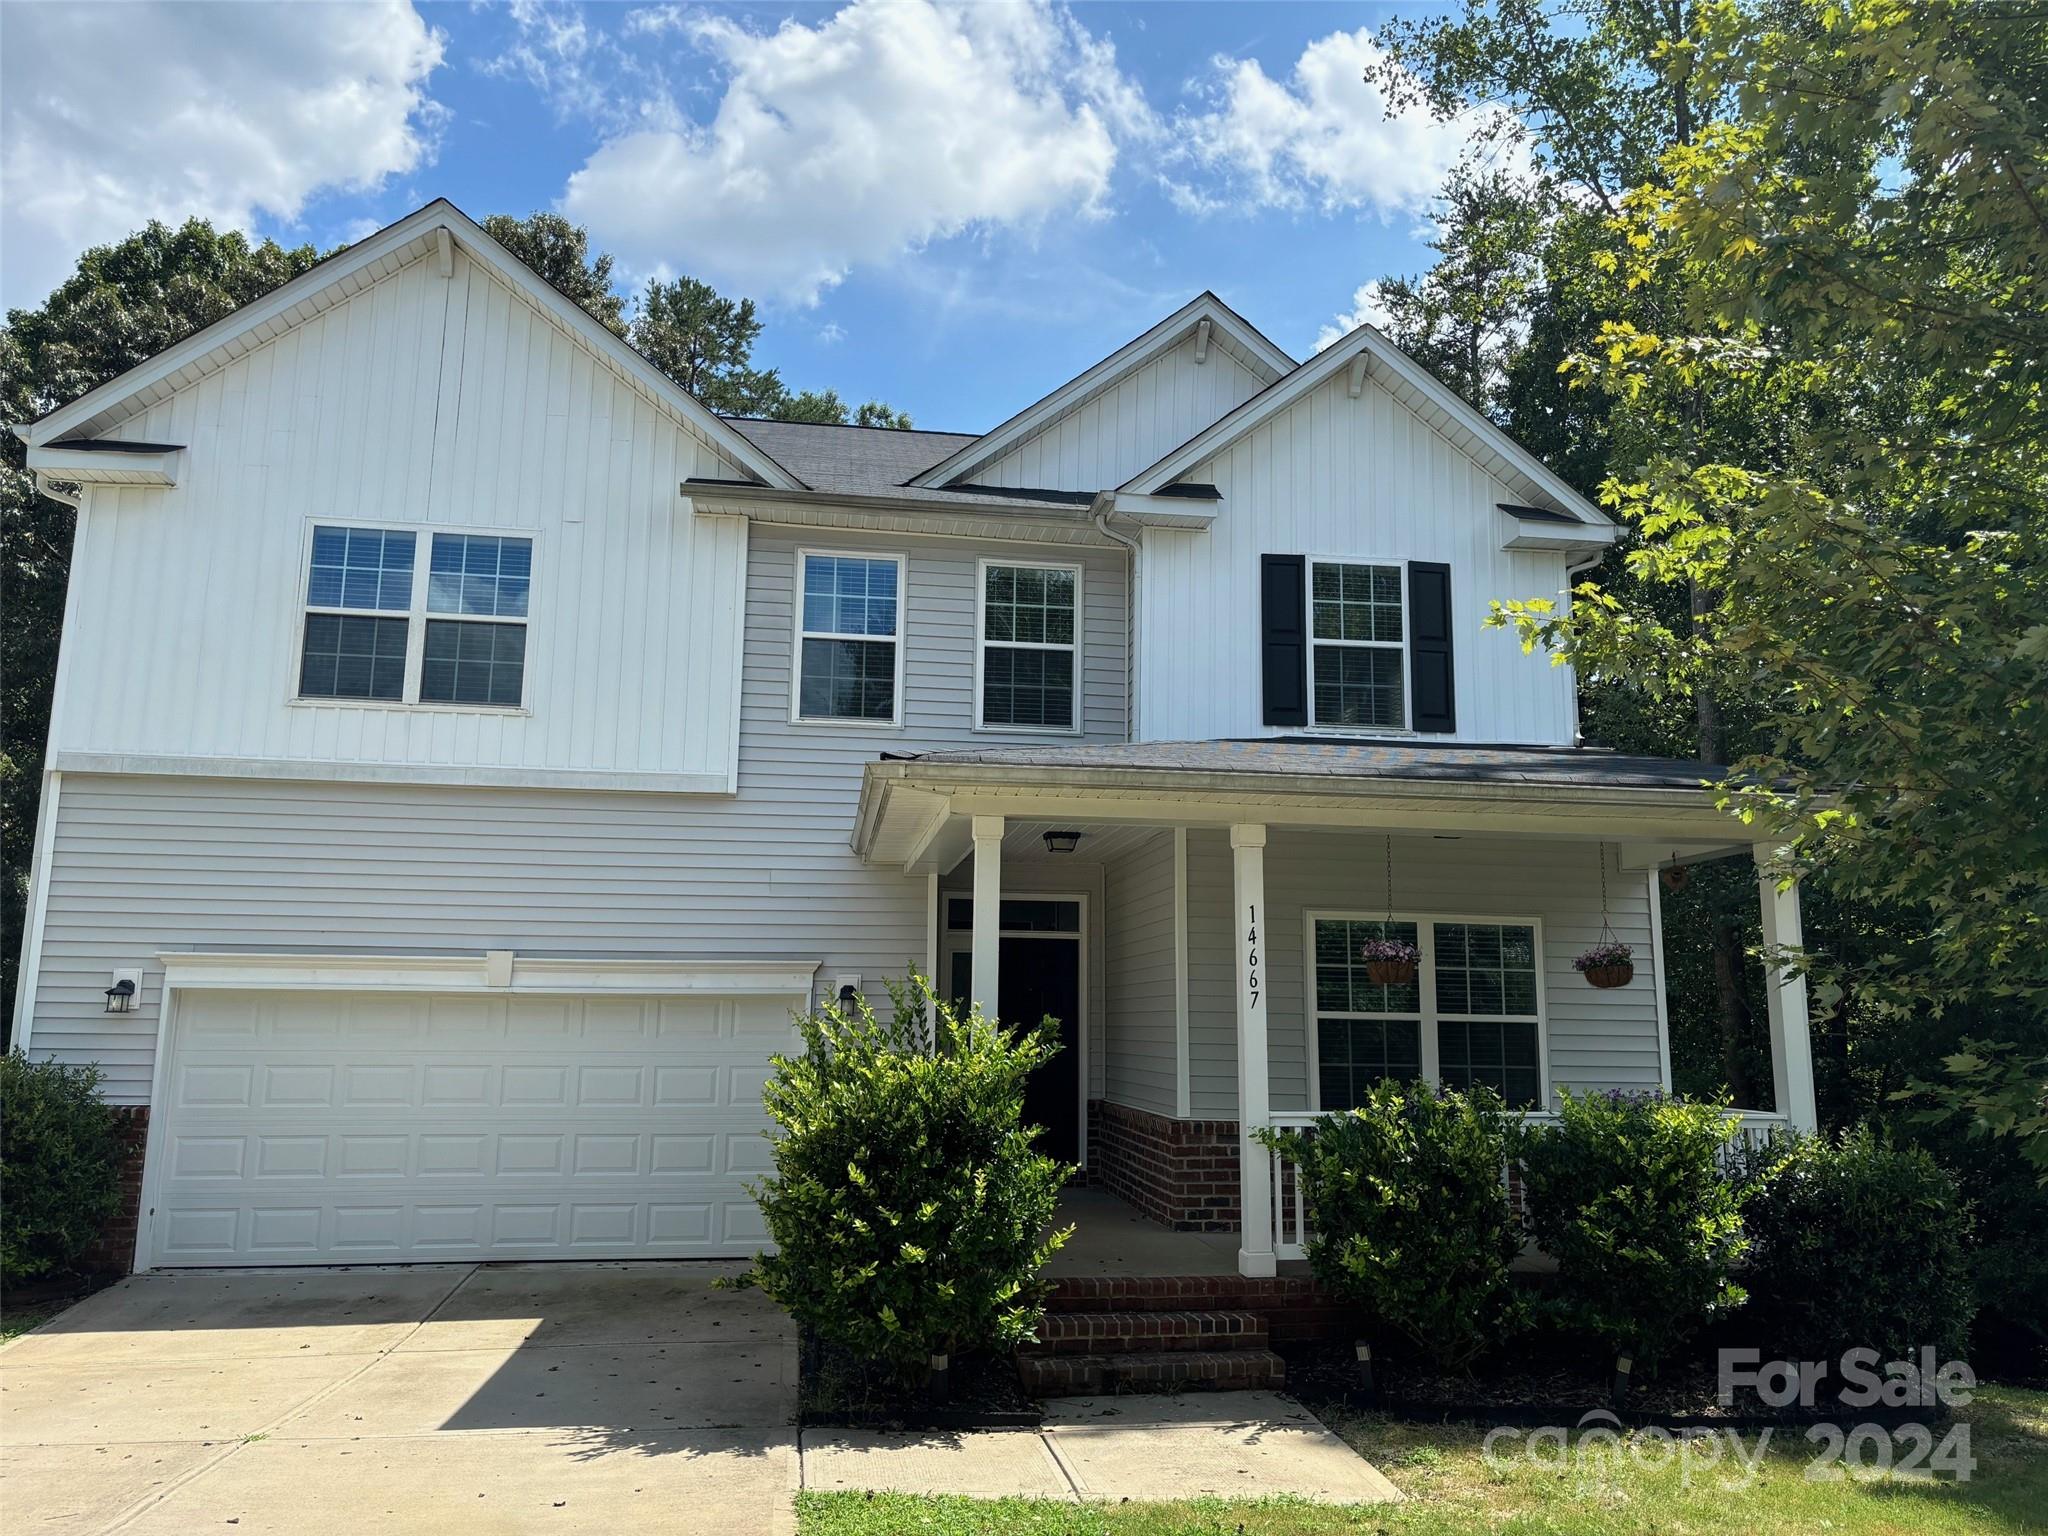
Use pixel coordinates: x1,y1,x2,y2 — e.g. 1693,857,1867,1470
859,740,1818,1280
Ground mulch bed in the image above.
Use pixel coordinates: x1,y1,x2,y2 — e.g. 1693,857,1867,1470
1279,1340,1954,1431
796,1329,1043,1430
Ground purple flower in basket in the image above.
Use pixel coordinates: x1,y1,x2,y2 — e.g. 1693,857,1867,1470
1359,937,1422,965
1574,940,1634,973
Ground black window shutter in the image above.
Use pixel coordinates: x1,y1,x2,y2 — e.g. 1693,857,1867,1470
1260,554,1308,727
1408,561,1456,733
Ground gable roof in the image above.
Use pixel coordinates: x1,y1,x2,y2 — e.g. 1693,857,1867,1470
16,200,806,493
907,292,1294,489
1120,322,1609,524
722,417,971,494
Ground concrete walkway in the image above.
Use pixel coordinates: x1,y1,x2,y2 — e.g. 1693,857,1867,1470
801,1391,1401,1504
4,1268,1395,1533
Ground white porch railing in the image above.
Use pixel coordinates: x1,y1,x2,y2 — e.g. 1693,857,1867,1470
1262,1107,1793,1263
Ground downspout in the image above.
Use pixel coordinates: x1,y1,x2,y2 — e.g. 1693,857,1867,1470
1093,506,1141,742
1564,547,1606,746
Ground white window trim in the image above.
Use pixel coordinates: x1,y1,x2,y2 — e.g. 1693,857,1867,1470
288,517,538,714
1303,909,1550,1112
1305,556,1411,736
974,556,1084,735
791,547,907,728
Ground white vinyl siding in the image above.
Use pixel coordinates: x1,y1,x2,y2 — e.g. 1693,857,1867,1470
1181,828,1663,1117
1135,366,1581,746
26,530,1128,1104
1103,830,1178,1115
51,246,752,789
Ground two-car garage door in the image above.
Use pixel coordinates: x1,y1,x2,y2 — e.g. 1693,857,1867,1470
149,988,788,1266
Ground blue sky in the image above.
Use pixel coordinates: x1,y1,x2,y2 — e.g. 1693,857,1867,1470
1,2,1497,431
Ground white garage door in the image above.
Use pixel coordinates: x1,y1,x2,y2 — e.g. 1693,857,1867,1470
150,988,789,1266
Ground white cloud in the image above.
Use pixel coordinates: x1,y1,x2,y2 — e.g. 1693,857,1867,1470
1316,280,1396,351
1,1,444,309
1175,28,1512,219
559,0,1142,305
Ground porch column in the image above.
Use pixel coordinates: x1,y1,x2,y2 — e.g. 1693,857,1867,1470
1231,823,1276,1278
970,815,1004,1018
1754,845,1819,1134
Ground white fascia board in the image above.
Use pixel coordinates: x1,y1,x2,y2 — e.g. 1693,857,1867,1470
22,201,805,494
157,951,820,996
1101,490,1218,529
1121,326,1610,528
25,445,181,485
1500,507,1617,553
909,293,1294,489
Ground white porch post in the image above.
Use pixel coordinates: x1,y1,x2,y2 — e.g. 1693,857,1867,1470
1230,823,1276,1278
1754,845,1819,1134
971,816,1004,1018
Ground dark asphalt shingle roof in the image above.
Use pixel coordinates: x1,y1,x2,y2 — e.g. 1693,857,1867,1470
887,738,1726,790
1498,502,1582,525
715,416,1124,514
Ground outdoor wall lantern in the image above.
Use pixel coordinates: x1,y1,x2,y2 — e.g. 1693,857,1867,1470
103,976,139,1013
1042,830,1084,854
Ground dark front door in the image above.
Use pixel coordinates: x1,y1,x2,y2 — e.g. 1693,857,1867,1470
947,934,1083,1165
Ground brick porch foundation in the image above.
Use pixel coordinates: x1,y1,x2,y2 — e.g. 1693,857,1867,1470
80,1106,149,1274
1086,1100,1240,1231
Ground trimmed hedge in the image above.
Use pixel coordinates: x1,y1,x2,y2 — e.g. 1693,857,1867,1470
1,1051,125,1282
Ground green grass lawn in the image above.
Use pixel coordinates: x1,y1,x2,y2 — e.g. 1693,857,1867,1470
798,1386,2048,1536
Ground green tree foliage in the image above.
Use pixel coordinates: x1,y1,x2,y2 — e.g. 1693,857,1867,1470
1259,1082,1529,1373
1739,1128,1977,1365
1490,0,2048,1046
735,972,1072,1385
480,212,628,337
0,1051,126,1280
1519,1089,1749,1370
2,221,322,1043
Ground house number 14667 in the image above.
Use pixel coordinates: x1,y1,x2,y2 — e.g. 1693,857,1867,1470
1245,904,1261,1008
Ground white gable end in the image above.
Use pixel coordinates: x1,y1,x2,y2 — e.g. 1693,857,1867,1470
1137,365,1585,747
51,243,752,791
972,333,1268,493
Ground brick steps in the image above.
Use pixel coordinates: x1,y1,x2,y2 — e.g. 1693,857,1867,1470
1021,1309,1268,1356
1017,1347,1288,1398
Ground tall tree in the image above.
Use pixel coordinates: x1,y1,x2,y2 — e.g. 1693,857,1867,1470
2,221,323,1042
1490,1,2047,1139
629,276,787,416
480,212,627,337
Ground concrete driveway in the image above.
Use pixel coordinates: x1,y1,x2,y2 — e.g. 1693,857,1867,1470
1,1263,797,1535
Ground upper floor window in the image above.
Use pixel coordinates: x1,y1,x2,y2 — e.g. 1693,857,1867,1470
796,551,902,723
979,561,1079,731
1309,560,1404,731
298,525,531,709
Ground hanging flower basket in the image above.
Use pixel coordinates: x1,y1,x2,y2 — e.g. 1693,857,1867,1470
1361,938,1421,986
1575,941,1635,989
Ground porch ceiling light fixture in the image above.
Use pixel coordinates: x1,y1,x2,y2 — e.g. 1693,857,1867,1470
1043,829,1084,854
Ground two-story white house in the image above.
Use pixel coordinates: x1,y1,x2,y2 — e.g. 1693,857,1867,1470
12,201,1819,1281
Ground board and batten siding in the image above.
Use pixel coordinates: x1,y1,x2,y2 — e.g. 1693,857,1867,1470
1182,828,1666,1116
974,334,1266,492
1137,368,1582,747
28,527,1129,1104
1101,830,1178,1116
51,245,752,789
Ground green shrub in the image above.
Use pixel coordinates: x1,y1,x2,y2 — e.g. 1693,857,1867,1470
1260,1081,1528,1373
1740,1127,1976,1365
735,971,1072,1385
1,1051,125,1282
1519,1088,1748,1371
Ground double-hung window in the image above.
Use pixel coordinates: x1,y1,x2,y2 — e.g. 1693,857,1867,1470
979,561,1079,731
1311,915,1545,1111
1309,561,1405,730
298,525,532,708
796,551,902,723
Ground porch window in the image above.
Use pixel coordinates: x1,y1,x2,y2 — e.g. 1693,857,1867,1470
1312,918,1422,1110
1309,561,1405,730
1432,922,1542,1108
796,551,903,723
1311,913,1547,1111
979,561,1079,730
